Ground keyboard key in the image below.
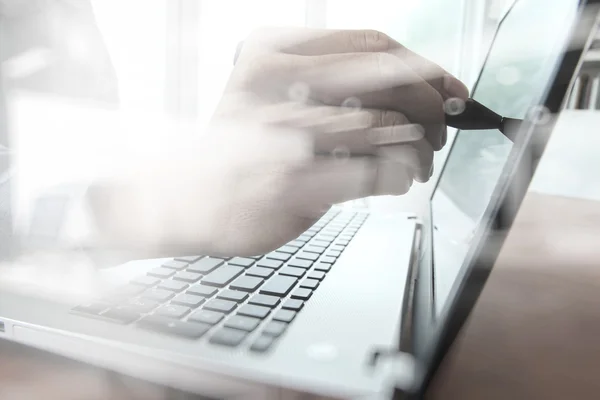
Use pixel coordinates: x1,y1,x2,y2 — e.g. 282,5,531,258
250,336,276,353
188,258,225,274
187,285,217,298
304,246,325,255
172,294,205,308
340,233,353,239
298,234,312,242
188,309,225,325
201,266,244,287
174,255,203,263
130,276,160,287
313,239,332,246
124,298,160,313
142,288,175,302
257,259,284,270
319,234,337,240
297,252,319,261
291,288,312,300
162,260,188,271
204,299,237,314
230,276,264,292
209,328,248,347
320,256,336,264
148,267,175,279
338,239,350,246
158,280,189,292
307,271,326,281
138,316,211,339
259,275,297,297
246,267,274,278
72,302,110,316
331,244,345,252
107,285,145,302
300,279,319,290
225,315,261,332
273,309,297,323
326,250,342,258
287,259,313,269
238,304,271,319
218,289,249,303
277,245,298,254
266,252,291,262
173,271,202,283
279,267,305,278
248,294,280,308
329,223,346,229
291,239,307,246
228,257,255,268
263,321,287,337
314,263,331,272
103,308,140,324
282,299,303,311
155,304,191,319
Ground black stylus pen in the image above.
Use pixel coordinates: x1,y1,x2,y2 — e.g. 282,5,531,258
445,98,522,142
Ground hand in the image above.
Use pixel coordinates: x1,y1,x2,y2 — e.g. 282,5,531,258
84,28,469,258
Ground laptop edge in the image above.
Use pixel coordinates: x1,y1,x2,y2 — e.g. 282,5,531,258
404,0,600,398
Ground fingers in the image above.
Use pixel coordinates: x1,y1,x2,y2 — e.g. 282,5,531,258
287,52,446,150
286,157,414,218
370,124,433,183
252,103,434,182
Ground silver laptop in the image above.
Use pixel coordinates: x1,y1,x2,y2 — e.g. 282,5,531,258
0,0,596,398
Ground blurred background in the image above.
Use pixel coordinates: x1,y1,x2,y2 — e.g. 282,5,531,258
0,0,523,122
0,0,598,221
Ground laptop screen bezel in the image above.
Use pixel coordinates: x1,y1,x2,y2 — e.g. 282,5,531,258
0,30,14,262
405,0,599,396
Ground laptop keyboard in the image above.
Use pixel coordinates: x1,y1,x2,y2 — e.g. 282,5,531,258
71,210,368,353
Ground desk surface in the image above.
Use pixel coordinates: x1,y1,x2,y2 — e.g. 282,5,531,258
428,191,600,400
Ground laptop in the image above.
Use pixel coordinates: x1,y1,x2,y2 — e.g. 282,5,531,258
0,0,597,398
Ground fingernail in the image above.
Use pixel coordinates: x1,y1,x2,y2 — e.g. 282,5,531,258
443,74,469,100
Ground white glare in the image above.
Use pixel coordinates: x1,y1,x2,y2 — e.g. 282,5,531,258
444,97,466,115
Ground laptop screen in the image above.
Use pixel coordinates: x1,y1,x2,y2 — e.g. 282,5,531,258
431,0,580,316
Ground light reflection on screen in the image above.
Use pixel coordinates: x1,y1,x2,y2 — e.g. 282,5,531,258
432,0,579,316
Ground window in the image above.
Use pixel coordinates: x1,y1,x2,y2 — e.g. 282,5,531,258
91,0,167,112
195,0,307,124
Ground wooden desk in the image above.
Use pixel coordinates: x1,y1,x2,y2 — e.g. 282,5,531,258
428,191,600,399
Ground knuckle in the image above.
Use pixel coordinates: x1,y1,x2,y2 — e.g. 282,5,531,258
381,110,409,127
352,29,390,52
370,52,401,81
412,124,426,141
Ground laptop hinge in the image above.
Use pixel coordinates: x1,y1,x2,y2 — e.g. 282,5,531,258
366,219,424,399
399,219,423,354
366,349,423,399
